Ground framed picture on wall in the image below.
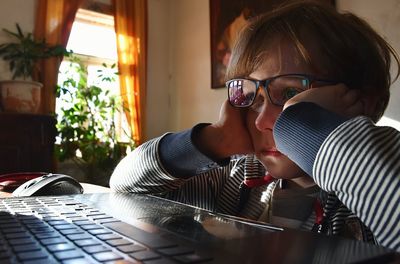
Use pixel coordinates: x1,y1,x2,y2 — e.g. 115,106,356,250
209,0,335,88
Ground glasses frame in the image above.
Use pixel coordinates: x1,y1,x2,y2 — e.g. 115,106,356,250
226,73,337,107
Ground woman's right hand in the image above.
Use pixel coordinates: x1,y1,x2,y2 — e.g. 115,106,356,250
284,84,364,118
194,100,254,159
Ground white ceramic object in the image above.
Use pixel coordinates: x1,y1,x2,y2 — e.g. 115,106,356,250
0,80,42,113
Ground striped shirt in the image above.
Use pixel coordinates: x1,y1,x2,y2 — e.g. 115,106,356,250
274,102,400,252
110,102,399,252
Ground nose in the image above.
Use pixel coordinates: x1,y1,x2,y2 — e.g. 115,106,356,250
254,90,280,132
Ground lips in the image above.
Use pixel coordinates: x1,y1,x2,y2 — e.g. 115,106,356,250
260,148,282,157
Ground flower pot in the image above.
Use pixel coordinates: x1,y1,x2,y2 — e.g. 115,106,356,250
0,80,42,114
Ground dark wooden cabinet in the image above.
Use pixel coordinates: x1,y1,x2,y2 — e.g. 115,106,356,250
0,113,56,174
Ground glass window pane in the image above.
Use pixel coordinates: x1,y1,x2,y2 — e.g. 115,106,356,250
67,21,117,60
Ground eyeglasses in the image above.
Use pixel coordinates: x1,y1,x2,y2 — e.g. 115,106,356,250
226,74,337,107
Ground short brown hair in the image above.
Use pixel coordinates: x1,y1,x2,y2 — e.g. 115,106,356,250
226,0,399,121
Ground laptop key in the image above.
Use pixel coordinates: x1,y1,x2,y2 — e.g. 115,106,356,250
17,249,48,260
74,239,102,247
96,233,122,240
98,218,121,224
117,244,147,253
66,216,87,221
0,251,12,259
157,246,195,256
60,228,84,235
93,251,124,262
67,233,93,240
83,244,112,254
88,228,111,235
73,220,93,226
47,243,75,252
86,212,106,217
30,227,53,234
8,237,36,245
34,232,60,239
1,221,23,227
40,237,68,245
91,215,114,221
53,224,76,230
46,220,69,225
54,249,84,260
42,217,64,222
12,243,42,252
0,245,8,253
2,227,25,233
22,259,58,264
106,238,133,247
5,232,30,239
80,224,102,230
25,222,48,228
130,250,161,261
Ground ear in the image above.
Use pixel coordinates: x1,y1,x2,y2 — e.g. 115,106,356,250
361,95,379,118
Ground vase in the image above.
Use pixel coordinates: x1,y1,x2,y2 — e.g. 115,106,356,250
0,80,42,114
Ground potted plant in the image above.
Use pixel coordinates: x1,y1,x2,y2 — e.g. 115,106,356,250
56,55,134,186
0,23,68,113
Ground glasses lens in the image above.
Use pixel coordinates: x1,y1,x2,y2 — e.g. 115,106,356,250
227,79,257,107
268,76,310,105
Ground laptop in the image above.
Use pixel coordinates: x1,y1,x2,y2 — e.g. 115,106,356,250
0,192,397,263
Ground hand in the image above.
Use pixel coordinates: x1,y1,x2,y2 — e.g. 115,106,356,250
284,84,364,118
194,100,254,159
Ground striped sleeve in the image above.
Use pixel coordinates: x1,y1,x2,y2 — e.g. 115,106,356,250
109,135,187,194
314,116,400,251
109,133,240,212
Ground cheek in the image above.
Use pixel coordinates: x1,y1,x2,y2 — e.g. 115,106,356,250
246,110,258,138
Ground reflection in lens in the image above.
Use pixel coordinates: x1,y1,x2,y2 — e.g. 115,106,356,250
228,79,256,107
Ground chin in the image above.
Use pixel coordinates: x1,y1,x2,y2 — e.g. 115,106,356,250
257,154,303,179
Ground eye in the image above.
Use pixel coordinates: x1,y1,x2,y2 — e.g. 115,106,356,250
282,87,301,100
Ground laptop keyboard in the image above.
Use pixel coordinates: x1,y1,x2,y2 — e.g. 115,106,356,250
0,196,213,263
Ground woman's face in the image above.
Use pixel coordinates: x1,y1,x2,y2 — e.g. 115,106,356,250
246,40,316,179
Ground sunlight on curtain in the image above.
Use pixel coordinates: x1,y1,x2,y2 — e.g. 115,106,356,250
113,0,147,145
34,0,83,114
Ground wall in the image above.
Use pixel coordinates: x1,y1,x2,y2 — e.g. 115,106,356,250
147,0,400,138
146,0,226,140
146,0,171,140
0,0,36,80
0,0,399,141
338,0,400,128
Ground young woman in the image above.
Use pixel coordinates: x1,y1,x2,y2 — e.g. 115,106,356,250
110,1,399,251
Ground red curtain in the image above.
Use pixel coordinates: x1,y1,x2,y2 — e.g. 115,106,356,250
113,0,147,145
34,0,83,114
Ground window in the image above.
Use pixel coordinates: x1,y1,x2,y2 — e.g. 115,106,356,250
67,9,117,60
56,8,131,144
